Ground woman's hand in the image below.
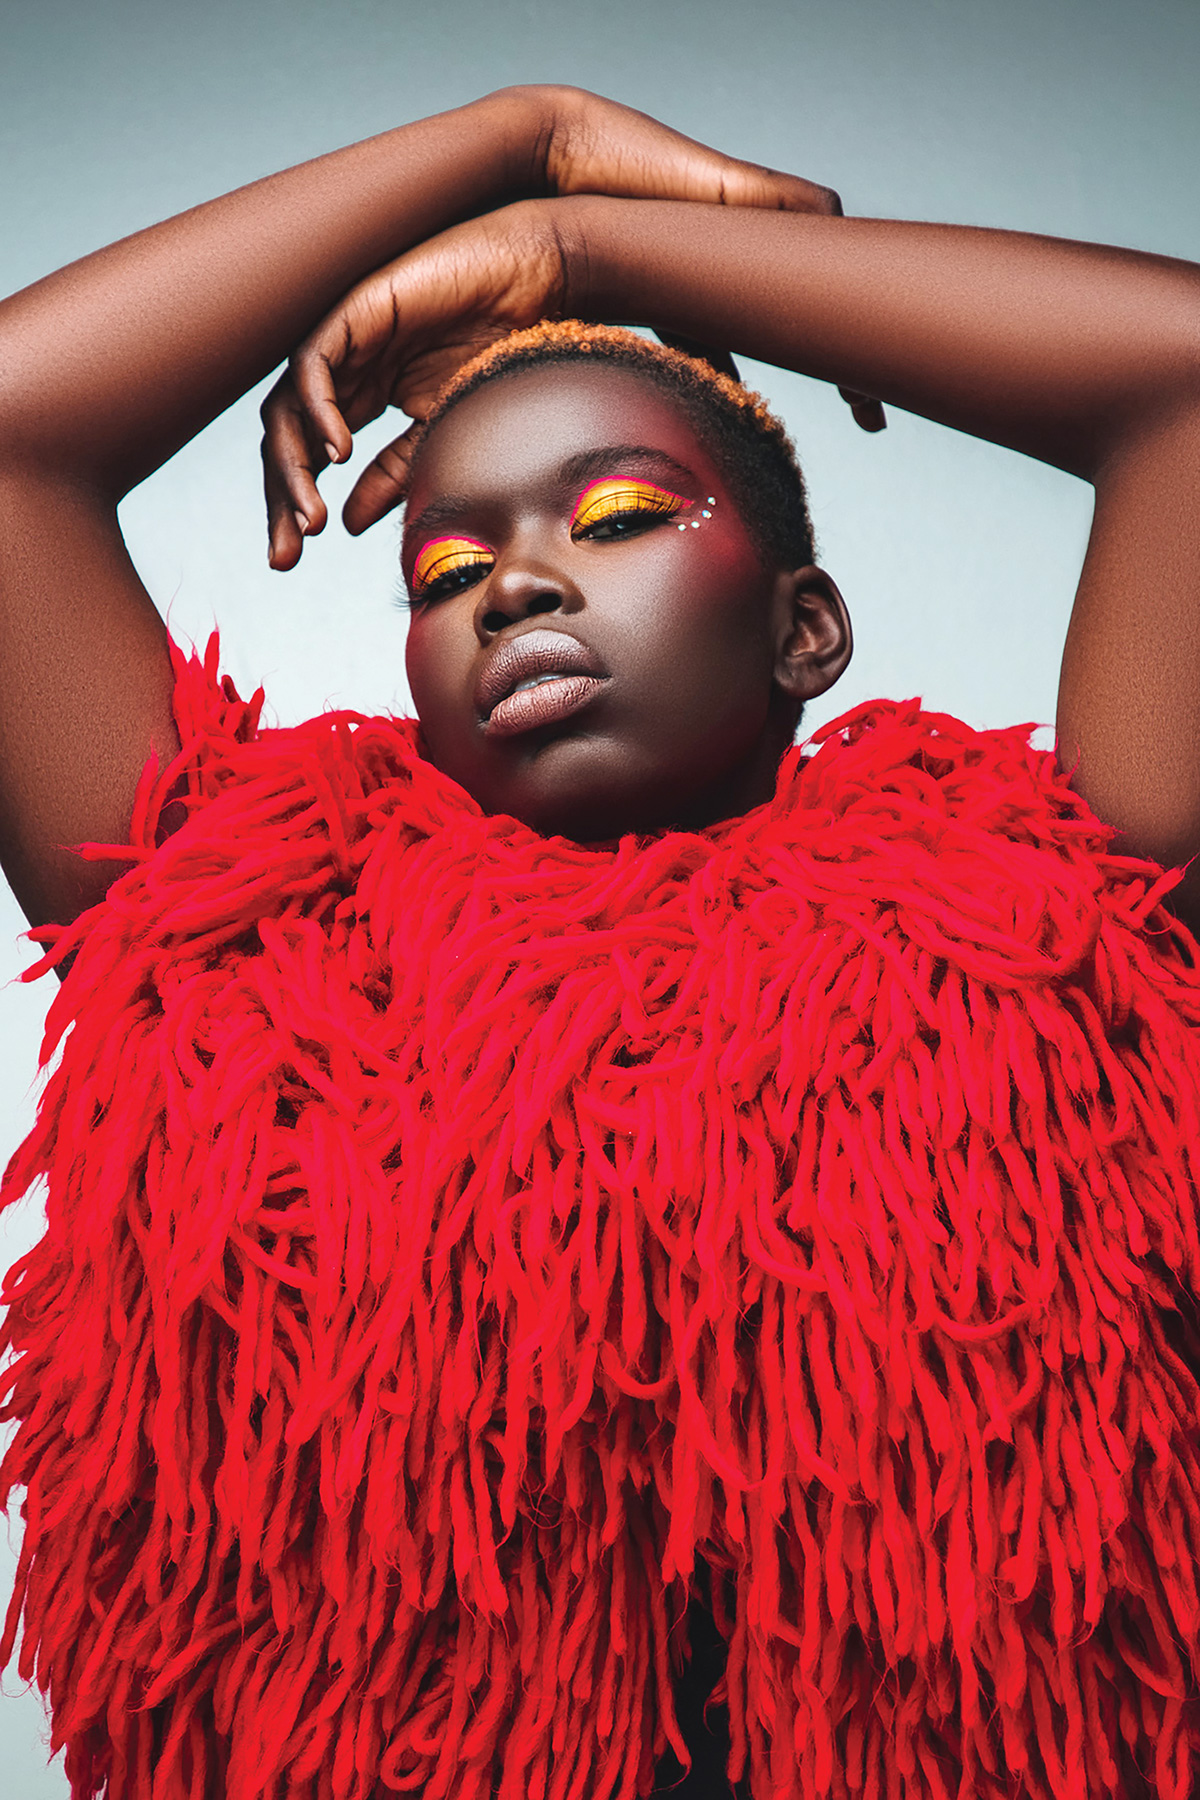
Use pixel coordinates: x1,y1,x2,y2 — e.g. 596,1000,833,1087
262,90,883,568
263,200,573,563
527,88,884,425
514,84,841,214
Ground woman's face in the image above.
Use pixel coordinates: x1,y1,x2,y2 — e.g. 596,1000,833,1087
402,362,847,840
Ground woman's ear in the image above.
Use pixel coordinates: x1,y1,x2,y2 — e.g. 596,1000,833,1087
772,565,853,702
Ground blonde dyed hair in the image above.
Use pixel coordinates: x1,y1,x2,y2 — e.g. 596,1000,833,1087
412,320,815,571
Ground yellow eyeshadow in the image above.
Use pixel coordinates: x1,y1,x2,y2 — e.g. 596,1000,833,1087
411,536,494,595
570,478,690,534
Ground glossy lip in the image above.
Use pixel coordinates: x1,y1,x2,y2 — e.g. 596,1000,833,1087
475,628,610,736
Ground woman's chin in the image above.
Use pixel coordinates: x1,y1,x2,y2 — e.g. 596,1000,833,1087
423,721,784,842
491,767,775,844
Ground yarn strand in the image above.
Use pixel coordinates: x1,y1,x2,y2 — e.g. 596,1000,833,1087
4,642,1200,1797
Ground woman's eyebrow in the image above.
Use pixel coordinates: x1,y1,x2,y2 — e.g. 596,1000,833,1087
558,445,698,492
402,494,478,550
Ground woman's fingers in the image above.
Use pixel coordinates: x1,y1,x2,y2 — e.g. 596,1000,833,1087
545,89,842,219
343,424,421,536
689,152,842,219
838,387,888,433
260,372,334,568
289,331,356,466
261,306,386,567
261,242,497,562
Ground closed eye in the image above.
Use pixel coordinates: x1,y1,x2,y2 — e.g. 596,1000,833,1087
409,535,495,604
570,478,692,541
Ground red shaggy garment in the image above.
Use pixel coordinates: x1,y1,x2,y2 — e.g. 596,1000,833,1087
5,638,1200,1800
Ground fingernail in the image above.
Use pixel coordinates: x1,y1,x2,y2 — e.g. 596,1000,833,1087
294,510,308,535
325,441,340,464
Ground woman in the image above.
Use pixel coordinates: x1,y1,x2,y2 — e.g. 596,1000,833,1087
3,84,1200,1800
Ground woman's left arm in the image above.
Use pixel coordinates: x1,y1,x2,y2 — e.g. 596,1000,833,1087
269,196,1200,924
574,203,1200,925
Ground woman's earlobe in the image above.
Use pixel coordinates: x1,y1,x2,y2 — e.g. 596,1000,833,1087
773,565,853,701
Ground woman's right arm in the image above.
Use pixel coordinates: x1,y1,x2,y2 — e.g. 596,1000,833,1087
0,87,831,931
0,90,547,930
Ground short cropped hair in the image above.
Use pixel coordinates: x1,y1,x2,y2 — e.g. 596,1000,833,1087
411,320,816,572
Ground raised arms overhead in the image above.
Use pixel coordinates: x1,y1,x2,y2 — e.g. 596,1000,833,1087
6,86,1200,931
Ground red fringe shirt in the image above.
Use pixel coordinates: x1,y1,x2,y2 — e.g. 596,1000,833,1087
5,638,1200,1800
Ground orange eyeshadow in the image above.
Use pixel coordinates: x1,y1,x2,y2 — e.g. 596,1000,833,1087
569,479,691,535
411,535,495,595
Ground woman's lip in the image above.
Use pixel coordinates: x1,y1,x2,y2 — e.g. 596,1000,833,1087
475,628,609,722
483,673,608,739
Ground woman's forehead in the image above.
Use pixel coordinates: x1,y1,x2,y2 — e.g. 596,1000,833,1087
408,362,715,506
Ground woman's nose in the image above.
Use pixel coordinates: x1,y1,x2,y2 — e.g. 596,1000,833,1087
474,554,582,641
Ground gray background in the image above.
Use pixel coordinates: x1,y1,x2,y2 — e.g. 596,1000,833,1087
2,0,1197,1788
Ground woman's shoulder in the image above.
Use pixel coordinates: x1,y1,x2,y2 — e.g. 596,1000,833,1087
777,694,1123,866
755,695,1199,985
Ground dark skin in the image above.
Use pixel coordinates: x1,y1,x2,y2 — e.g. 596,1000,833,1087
262,179,1200,934
400,363,851,841
0,86,846,930
6,87,1199,932
4,87,1200,932
4,81,1200,1795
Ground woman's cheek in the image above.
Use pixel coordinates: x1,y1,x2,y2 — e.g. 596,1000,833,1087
405,613,470,735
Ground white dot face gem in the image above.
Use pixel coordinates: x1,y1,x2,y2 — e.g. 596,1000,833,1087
706,498,716,505
691,520,700,527
701,510,712,519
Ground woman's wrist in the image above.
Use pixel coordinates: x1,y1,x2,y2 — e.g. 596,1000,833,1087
553,193,753,338
390,87,551,219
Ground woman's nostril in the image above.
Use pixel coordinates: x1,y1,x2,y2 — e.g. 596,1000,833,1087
483,591,562,634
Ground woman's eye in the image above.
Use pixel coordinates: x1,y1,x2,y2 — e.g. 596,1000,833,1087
410,536,495,604
570,479,691,541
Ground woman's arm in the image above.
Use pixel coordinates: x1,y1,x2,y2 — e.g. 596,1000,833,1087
565,201,1200,921
272,194,1200,924
0,90,534,929
0,91,835,931
0,91,548,931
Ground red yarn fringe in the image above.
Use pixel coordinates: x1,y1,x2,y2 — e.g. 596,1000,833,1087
5,637,1200,1799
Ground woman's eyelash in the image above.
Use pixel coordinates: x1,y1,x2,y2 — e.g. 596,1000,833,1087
397,583,432,613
